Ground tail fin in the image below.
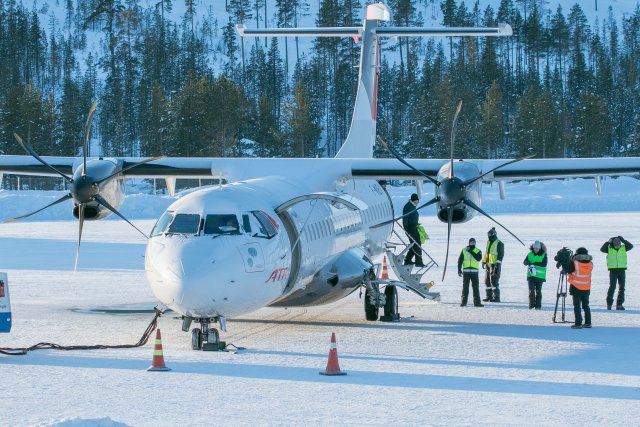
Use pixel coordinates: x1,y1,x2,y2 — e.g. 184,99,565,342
237,3,511,160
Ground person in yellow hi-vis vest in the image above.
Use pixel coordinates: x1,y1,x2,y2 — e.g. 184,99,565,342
600,236,634,310
482,227,504,302
523,240,547,310
457,238,483,307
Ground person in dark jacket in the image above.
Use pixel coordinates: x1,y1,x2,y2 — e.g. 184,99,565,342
523,240,548,309
600,236,633,310
457,238,483,307
402,193,424,267
567,247,593,329
482,227,504,302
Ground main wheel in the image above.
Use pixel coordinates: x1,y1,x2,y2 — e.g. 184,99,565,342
207,328,220,345
191,328,203,350
383,285,399,321
364,289,379,321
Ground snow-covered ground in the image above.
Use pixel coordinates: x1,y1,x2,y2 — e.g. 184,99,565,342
1,179,640,426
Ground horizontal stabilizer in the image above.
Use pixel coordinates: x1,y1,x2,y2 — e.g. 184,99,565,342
376,23,512,37
236,24,360,38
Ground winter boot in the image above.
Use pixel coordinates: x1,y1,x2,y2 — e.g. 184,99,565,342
616,305,625,310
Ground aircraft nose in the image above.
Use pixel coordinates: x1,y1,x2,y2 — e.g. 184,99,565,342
146,236,286,318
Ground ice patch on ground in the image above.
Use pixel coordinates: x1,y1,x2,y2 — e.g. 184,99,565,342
40,417,130,427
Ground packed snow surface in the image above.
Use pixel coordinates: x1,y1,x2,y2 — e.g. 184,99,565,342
1,178,640,426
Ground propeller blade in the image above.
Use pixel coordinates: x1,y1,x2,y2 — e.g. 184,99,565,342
449,101,463,179
74,203,85,271
13,133,72,182
441,206,453,281
376,137,440,186
82,101,98,176
4,193,73,223
96,156,166,184
371,196,440,229
462,198,525,246
463,154,535,187
94,194,148,239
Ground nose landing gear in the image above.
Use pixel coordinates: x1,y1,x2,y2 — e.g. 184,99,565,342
184,316,226,351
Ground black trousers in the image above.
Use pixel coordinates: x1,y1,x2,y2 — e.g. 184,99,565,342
484,265,501,301
527,278,544,309
572,287,591,326
606,269,626,306
404,229,423,265
461,272,481,306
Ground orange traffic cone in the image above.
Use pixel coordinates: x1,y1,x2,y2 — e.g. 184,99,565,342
380,256,389,280
319,332,346,376
147,329,171,371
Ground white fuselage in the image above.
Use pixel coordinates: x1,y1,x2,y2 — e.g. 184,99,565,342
145,176,393,318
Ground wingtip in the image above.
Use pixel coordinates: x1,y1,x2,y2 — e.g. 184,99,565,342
498,23,513,36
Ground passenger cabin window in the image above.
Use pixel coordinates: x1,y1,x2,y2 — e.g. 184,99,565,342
167,213,200,235
203,214,241,235
151,211,173,237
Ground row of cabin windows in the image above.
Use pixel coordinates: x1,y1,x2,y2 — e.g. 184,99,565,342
302,202,391,243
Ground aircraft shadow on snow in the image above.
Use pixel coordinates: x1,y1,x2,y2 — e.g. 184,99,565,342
1,350,638,401
0,237,145,270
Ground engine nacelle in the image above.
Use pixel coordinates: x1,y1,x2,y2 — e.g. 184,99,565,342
70,158,126,220
435,160,482,224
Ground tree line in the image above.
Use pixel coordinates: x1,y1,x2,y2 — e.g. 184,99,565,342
0,0,639,175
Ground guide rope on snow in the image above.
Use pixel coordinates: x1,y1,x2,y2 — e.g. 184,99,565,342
0,308,162,356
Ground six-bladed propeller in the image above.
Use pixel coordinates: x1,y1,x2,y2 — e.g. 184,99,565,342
6,101,163,270
375,101,532,280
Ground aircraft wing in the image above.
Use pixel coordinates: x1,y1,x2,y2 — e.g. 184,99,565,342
0,155,639,182
349,158,640,181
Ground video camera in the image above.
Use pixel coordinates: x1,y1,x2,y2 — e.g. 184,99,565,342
554,247,573,274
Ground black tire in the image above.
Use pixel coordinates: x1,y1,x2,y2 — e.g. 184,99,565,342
364,289,379,321
383,285,399,320
191,328,203,350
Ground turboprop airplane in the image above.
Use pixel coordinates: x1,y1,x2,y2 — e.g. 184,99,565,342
1,3,640,350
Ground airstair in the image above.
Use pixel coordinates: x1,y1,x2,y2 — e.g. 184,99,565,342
379,226,440,301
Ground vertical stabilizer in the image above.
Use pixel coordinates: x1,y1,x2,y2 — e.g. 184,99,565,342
236,3,511,160
335,3,391,159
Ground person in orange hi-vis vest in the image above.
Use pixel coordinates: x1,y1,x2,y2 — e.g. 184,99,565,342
567,247,593,329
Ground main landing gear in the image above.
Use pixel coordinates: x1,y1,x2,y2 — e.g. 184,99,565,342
182,316,227,351
363,283,400,322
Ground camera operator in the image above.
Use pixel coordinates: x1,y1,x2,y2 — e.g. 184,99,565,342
567,247,593,329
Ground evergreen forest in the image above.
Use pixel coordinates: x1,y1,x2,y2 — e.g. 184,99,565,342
1,0,640,172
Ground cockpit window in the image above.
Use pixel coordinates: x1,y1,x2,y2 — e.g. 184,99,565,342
167,213,201,234
151,211,173,237
203,214,241,235
251,211,278,238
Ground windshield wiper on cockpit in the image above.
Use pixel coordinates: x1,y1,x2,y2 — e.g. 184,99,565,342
252,233,275,240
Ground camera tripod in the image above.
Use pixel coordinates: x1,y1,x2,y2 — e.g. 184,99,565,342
553,271,571,323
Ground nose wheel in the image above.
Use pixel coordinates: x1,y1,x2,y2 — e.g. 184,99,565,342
188,317,225,351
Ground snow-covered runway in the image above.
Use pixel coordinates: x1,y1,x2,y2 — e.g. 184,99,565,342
1,192,640,425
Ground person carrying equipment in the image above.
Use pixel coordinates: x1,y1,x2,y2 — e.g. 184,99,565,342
600,236,633,310
523,240,547,309
457,238,483,307
567,247,593,329
482,227,504,302
402,193,424,267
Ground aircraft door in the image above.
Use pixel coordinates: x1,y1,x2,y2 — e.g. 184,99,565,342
277,210,301,294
